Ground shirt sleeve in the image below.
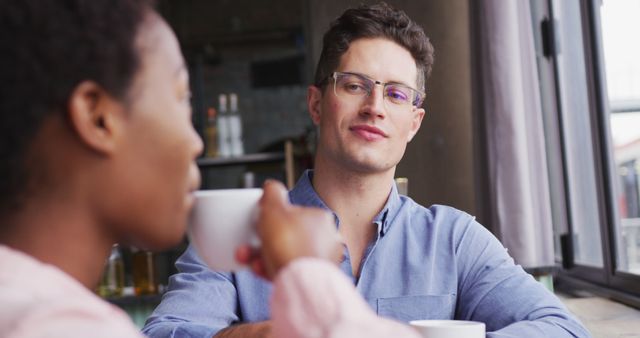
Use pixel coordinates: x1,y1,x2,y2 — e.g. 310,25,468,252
454,218,591,338
271,258,422,338
141,244,239,338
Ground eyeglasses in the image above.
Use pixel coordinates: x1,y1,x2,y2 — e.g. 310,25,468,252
328,71,425,110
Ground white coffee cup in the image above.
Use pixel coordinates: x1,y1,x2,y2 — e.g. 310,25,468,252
187,188,263,271
409,320,485,338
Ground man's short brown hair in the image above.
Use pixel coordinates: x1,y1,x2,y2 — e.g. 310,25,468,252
314,2,435,92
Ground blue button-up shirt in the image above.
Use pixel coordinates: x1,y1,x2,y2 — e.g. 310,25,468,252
143,170,590,338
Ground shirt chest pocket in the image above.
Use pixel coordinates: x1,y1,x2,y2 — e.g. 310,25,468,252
376,294,456,322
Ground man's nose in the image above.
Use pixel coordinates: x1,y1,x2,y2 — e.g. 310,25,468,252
360,85,387,118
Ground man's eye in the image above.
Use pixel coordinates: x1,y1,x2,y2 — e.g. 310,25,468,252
386,87,409,102
343,82,367,93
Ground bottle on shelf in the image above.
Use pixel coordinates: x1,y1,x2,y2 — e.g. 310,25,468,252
228,93,245,157
97,244,125,298
217,94,232,158
204,107,219,158
243,171,255,188
395,177,409,196
131,248,157,296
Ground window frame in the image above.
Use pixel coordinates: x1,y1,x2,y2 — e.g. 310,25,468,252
539,0,640,304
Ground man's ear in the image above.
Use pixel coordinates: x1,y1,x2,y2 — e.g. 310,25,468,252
407,107,425,142
67,81,124,155
307,85,323,126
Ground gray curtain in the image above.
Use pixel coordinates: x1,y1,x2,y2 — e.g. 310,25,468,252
471,0,554,268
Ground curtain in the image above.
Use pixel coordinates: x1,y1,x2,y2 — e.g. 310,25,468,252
471,0,554,269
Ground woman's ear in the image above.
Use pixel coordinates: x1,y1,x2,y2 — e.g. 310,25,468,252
67,81,125,155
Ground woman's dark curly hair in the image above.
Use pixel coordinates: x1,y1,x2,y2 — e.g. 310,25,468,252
0,0,152,216
314,2,434,92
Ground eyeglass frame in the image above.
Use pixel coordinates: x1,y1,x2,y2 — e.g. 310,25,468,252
319,71,426,108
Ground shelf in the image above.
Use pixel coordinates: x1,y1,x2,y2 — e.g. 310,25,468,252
197,152,285,168
197,141,295,189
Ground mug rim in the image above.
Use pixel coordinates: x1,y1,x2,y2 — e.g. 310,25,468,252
193,188,263,198
409,319,485,327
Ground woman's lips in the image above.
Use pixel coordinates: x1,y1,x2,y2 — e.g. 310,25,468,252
349,124,388,141
185,177,200,210
185,191,197,210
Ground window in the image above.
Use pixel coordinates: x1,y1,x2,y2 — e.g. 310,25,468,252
601,0,640,276
552,0,604,268
532,0,640,302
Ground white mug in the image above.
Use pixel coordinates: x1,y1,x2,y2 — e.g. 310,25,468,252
409,320,485,338
187,188,262,271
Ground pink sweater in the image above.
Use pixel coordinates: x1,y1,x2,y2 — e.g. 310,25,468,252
0,245,143,338
1,245,419,338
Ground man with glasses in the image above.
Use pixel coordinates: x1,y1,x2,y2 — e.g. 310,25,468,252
144,3,590,337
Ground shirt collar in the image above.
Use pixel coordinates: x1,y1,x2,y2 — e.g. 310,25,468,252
375,180,402,236
289,170,339,226
289,170,330,209
289,169,403,236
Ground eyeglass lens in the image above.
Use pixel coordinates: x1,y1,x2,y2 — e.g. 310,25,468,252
332,72,421,108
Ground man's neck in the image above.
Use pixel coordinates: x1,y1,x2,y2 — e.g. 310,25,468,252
312,158,394,229
312,157,395,277
2,196,114,289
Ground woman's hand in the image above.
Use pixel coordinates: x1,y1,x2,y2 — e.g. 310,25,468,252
235,180,343,280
